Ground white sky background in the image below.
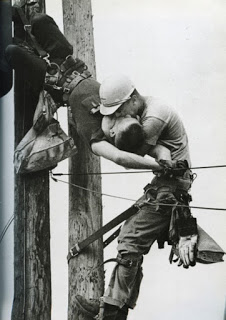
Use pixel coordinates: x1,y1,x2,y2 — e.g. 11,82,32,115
1,0,226,320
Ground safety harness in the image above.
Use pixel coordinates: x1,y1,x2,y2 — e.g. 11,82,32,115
68,164,196,264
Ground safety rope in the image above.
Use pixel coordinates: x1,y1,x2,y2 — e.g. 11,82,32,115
51,175,226,212
51,164,226,177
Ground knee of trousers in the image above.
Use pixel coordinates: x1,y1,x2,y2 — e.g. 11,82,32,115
31,13,49,28
116,253,143,268
5,45,18,62
5,44,32,66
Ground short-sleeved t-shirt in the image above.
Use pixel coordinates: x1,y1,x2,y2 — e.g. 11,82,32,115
69,78,106,149
141,97,191,165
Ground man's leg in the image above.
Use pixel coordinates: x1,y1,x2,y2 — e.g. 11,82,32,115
5,44,46,98
5,11,73,98
100,203,172,319
31,13,73,61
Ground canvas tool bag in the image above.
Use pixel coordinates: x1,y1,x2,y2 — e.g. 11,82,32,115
14,118,77,174
33,90,59,134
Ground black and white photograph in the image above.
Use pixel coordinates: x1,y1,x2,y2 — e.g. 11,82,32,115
0,1,226,320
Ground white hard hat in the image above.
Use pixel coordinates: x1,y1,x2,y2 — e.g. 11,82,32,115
99,74,135,115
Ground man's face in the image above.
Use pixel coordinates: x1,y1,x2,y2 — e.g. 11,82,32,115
102,114,140,144
114,96,139,118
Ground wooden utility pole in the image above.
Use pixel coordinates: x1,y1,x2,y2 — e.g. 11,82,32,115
12,1,51,320
62,1,104,319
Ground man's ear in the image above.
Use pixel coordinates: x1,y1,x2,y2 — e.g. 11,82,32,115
131,94,139,106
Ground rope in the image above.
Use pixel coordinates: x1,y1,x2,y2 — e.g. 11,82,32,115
51,175,226,212
51,164,226,177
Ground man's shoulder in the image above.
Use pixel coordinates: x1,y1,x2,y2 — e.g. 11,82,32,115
143,96,173,122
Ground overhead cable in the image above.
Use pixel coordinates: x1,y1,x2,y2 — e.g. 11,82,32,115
51,164,226,177
51,175,226,212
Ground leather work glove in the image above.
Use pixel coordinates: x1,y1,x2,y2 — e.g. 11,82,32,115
176,217,198,268
178,234,198,268
157,159,189,178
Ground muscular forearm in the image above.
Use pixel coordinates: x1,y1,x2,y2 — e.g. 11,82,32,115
148,144,172,161
91,141,163,170
116,152,162,170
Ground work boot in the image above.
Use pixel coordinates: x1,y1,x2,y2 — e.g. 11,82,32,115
74,295,99,318
96,303,119,320
117,305,129,320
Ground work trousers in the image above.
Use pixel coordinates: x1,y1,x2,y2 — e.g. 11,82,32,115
103,173,192,309
103,198,172,309
5,13,72,101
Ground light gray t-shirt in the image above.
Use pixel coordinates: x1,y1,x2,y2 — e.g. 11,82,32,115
141,97,191,165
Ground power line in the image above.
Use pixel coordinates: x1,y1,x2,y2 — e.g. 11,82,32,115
1,167,225,245
51,176,226,212
51,164,226,177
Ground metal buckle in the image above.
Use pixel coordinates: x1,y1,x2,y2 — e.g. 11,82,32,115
72,70,80,77
24,24,31,31
63,87,70,93
46,62,60,75
52,85,62,91
69,243,81,257
70,248,78,258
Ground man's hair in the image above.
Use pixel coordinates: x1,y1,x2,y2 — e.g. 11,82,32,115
115,122,145,153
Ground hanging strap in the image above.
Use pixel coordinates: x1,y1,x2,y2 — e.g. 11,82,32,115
103,226,121,248
15,6,49,60
67,205,139,263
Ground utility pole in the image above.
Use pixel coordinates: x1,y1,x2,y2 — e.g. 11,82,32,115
62,1,104,319
12,1,51,320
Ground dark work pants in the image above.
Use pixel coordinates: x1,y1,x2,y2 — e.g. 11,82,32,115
5,44,46,97
5,13,73,99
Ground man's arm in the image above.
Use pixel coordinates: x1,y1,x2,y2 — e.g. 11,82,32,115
91,140,163,170
148,144,171,161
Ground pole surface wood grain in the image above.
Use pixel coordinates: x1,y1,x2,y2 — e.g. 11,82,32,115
12,1,51,320
62,1,104,319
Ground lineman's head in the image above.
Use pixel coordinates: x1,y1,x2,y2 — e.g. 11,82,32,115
99,74,142,118
102,115,145,153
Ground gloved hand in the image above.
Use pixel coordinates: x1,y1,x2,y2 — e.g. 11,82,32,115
176,217,198,268
157,159,189,178
178,234,198,268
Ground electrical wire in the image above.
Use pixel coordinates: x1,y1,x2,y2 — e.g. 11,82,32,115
51,164,226,177
1,164,225,245
51,175,226,212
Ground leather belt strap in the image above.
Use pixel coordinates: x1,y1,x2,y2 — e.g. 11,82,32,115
67,205,138,263
103,226,121,248
62,69,92,102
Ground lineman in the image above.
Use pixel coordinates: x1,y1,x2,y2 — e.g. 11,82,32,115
82,74,197,320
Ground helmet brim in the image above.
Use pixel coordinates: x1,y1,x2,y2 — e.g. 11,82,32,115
99,103,122,116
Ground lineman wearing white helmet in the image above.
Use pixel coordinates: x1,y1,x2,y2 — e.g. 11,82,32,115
86,74,198,319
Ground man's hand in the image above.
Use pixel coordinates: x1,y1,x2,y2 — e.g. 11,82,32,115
157,159,189,177
178,234,198,268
